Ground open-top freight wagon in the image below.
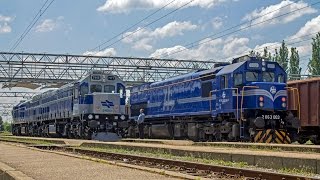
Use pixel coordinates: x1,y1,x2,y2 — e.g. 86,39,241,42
287,78,320,144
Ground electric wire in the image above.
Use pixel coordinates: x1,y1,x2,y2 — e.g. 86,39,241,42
9,0,55,52
153,0,320,59
98,0,195,51
90,0,177,52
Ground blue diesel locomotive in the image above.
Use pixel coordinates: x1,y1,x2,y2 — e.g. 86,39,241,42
12,71,129,139
129,56,299,143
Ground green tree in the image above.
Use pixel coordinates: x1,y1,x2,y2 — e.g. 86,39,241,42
0,116,3,131
278,40,289,72
309,33,320,75
3,122,12,132
262,47,272,60
288,47,301,80
273,49,279,62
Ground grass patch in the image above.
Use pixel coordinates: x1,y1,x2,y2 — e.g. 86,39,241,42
0,131,12,136
75,145,318,177
194,142,319,153
77,145,249,168
279,167,315,177
0,136,57,145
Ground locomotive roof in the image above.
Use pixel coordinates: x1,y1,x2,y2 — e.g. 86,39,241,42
216,61,246,76
151,66,223,87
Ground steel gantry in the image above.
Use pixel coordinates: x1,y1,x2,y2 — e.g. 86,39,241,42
0,92,37,98
0,52,217,86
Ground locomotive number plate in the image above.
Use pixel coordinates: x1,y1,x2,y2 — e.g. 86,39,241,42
262,115,280,120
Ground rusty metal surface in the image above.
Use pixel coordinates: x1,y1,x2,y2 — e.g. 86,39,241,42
288,78,320,127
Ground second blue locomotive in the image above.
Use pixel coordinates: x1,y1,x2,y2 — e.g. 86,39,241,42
129,56,299,143
12,71,129,139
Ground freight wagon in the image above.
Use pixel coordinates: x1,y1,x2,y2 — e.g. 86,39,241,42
287,78,320,144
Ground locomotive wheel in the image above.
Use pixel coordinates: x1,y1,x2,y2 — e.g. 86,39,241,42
83,127,92,140
253,129,291,144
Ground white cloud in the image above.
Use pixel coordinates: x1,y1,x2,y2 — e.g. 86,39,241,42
0,15,13,33
0,23,12,33
149,36,250,60
122,21,197,51
35,16,64,32
288,15,320,56
290,15,320,40
252,42,281,55
97,0,227,13
243,0,317,28
0,15,13,22
251,15,320,58
211,17,223,29
83,48,117,56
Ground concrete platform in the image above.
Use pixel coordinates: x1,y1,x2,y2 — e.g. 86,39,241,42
0,143,178,180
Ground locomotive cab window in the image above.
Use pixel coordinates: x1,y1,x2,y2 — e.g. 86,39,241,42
104,85,115,93
90,84,102,93
234,73,243,86
278,74,285,83
201,82,212,97
246,72,258,82
80,85,89,95
262,72,275,82
220,75,228,89
117,85,125,98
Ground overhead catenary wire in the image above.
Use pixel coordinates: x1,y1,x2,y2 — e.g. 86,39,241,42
153,0,320,59
97,0,195,51
90,0,176,52
9,0,55,52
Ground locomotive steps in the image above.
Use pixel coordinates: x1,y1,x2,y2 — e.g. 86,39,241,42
1,136,320,176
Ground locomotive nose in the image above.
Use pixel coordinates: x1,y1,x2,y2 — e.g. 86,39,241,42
250,82,287,110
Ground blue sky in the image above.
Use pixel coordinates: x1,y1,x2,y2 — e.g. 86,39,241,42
0,0,320,64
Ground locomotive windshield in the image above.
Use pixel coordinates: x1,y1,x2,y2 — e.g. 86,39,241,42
234,73,243,86
245,71,258,81
90,84,102,93
104,85,115,93
262,72,275,82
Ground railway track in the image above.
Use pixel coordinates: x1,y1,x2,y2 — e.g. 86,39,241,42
28,144,315,180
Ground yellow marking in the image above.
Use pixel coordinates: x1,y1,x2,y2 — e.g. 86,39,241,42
275,130,283,142
275,137,281,144
266,134,272,143
259,132,267,143
254,131,262,142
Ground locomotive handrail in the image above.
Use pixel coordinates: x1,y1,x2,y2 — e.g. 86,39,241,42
240,86,259,139
209,90,218,112
285,87,300,119
240,86,259,120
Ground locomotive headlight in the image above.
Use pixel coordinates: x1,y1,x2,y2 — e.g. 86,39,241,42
95,115,99,119
88,114,93,119
259,96,264,101
282,103,286,107
281,97,286,102
259,102,264,107
114,116,118,120
120,115,126,120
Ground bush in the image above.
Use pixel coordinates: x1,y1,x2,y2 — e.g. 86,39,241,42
3,122,12,132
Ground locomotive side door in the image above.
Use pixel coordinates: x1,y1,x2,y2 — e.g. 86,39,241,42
72,83,80,116
216,74,233,113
